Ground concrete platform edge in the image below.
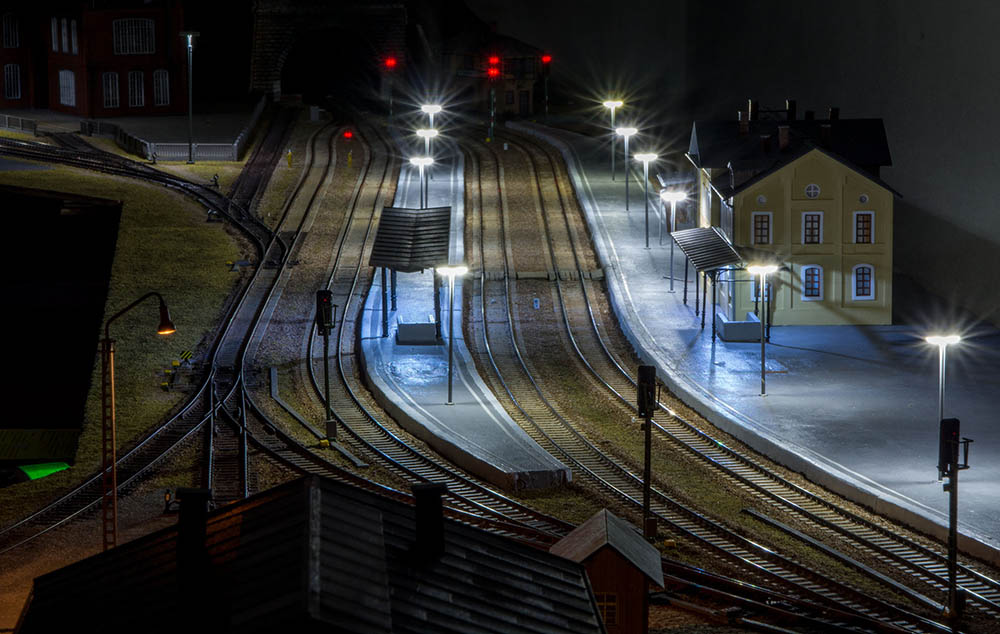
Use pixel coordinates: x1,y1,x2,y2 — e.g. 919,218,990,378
508,121,1000,566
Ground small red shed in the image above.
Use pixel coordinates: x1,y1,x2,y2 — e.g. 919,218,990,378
551,510,665,634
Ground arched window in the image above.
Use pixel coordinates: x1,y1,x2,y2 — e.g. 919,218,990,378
801,264,823,301
852,264,875,300
58,69,75,106
113,18,155,55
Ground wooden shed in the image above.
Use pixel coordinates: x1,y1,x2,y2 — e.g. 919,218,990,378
550,510,665,634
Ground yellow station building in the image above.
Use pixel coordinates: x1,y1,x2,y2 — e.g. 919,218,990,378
687,102,900,327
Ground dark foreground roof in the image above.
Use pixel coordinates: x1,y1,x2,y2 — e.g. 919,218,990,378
18,477,604,634
550,509,664,588
670,227,743,272
369,206,451,273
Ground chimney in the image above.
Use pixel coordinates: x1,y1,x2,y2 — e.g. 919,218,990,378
738,110,748,135
748,99,759,121
785,99,796,121
412,482,446,563
778,125,789,150
829,106,840,121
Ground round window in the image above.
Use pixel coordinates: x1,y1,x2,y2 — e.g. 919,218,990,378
859,194,869,204
756,195,767,205
805,184,820,199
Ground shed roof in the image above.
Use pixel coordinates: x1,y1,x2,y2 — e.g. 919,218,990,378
549,509,665,588
18,477,605,634
369,206,452,273
670,227,743,272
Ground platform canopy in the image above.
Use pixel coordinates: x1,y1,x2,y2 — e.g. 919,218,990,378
671,226,742,272
369,206,451,273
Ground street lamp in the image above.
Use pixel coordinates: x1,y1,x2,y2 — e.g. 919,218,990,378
179,31,199,164
747,265,777,396
616,127,637,211
420,103,442,128
435,264,468,405
101,292,175,550
925,334,961,429
634,153,657,249
660,190,687,291
603,100,623,180
409,156,434,209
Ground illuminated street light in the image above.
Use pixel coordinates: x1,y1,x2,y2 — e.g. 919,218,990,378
634,153,657,249
925,334,962,434
603,100,623,180
409,156,434,208
435,264,469,405
660,190,687,292
420,103,442,128
747,265,778,396
101,292,175,550
615,127,638,211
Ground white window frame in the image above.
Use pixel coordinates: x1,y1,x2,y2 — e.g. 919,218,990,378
801,264,824,301
852,264,875,301
751,211,773,245
61,17,68,53
71,19,78,54
128,70,144,107
3,13,19,49
4,63,20,100
801,211,824,244
102,72,119,108
853,211,875,244
153,69,169,106
113,18,155,55
58,69,75,106
51,17,58,51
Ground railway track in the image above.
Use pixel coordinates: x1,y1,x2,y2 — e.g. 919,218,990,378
460,129,976,633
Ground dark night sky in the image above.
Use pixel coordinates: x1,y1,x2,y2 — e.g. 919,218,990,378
465,0,1000,325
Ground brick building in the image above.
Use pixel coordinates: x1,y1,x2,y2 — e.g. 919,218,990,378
0,1,187,118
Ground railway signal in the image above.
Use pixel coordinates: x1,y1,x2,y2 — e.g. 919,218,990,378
637,365,658,541
487,56,500,140
541,54,552,120
937,417,973,628
316,290,337,441
383,55,397,118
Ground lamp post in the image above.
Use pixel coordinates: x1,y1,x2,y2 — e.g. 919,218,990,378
925,335,961,432
660,190,687,291
436,265,468,405
409,156,433,209
416,128,438,180
603,100,623,180
101,292,175,550
420,103,442,129
747,265,777,395
616,127,637,211
180,31,199,164
634,153,657,249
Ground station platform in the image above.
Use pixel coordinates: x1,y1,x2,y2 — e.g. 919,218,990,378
509,122,1000,561
357,139,571,492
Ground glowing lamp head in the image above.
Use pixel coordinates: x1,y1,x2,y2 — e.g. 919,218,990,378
925,334,961,346
384,56,397,69
436,264,469,277
421,104,442,115
615,126,637,138
409,156,434,167
660,190,687,203
541,54,552,64
416,128,439,139
603,100,623,109
634,152,657,163
157,301,176,336
747,264,779,277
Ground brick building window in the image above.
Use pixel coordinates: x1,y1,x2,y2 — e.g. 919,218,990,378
153,69,169,106
4,64,20,99
802,265,823,300
128,70,144,107
103,72,119,108
854,211,873,243
114,18,155,55
852,264,874,300
2,14,19,48
58,69,75,106
51,17,57,51
61,17,68,52
595,593,618,626
751,211,772,245
71,19,78,54
802,211,823,244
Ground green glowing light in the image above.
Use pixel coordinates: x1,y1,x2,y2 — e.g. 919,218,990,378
17,462,69,480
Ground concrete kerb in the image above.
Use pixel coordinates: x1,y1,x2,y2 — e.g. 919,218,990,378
507,121,1000,566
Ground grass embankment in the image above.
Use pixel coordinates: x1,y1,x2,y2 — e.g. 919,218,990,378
0,164,244,527
0,130,44,143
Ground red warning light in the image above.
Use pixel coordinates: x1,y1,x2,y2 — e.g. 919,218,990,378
384,56,397,69
343,130,353,139
541,54,552,64
487,67,500,78
488,55,499,65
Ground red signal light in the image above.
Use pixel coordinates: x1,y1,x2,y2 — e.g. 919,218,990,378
384,56,397,69
343,130,353,139
488,55,499,65
541,54,552,64
487,67,500,78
